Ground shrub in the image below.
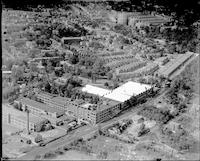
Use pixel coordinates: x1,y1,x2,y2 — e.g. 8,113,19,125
26,140,32,144
43,152,56,159
34,155,41,160
35,134,43,143
63,145,70,151
55,149,64,155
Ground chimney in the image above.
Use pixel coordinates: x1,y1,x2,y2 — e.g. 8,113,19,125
8,113,11,124
27,110,30,135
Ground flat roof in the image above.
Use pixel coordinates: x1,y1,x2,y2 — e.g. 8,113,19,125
52,96,71,104
80,99,120,112
104,92,131,102
82,84,111,97
3,104,45,124
158,52,194,76
20,97,64,113
2,71,12,74
82,81,151,103
104,81,152,102
37,91,56,98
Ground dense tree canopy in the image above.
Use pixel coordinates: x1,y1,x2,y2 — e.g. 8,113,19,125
2,0,199,26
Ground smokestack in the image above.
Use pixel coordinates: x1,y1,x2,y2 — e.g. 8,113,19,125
27,110,30,135
8,113,11,124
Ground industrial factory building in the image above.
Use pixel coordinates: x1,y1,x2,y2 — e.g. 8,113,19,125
104,81,152,102
35,92,85,117
3,104,46,132
81,81,152,103
34,91,121,124
20,81,153,125
80,81,153,124
19,97,65,118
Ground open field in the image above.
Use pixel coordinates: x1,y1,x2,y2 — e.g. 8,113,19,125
2,123,34,158
2,123,21,138
51,150,97,160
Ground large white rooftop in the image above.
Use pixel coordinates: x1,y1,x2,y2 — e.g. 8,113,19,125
104,92,131,102
104,81,152,102
82,81,152,103
81,84,111,97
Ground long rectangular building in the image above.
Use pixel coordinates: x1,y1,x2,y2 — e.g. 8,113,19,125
19,97,65,118
156,52,194,78
81,81,152,103
35,91,86,118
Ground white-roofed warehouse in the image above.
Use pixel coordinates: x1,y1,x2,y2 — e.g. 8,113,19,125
105,81,152,102
82,81,152,102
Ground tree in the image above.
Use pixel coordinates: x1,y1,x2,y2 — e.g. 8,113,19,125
113,82,119,89
4,59,15,70
69,54,79,64
107,72,113,80
29,62,38,73
138,123,150,137
99,151,108,159
3,86,20,100
45,123,53,131
138,77,146,83
46,60,54,73
104,82,109,87
35,134,43,143
44,82,51,93
43,152,56,159
35,122,46,132
11,66,24,82
26,139,32,144
34,155,41,160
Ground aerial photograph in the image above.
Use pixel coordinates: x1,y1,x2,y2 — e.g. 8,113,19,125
1,0,200,160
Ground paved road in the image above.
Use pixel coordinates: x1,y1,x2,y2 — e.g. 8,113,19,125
19,88,167,160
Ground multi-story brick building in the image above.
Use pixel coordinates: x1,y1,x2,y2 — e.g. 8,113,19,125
3,104,46,132
35,92,83,117
34,91,121,125
33,81,153,125
19,97,65,118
